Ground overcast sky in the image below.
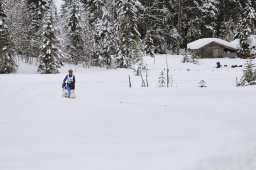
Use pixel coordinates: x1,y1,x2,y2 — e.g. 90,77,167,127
53,0,63,11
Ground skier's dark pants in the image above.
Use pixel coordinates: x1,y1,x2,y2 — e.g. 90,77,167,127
67,82,75,90
62,82,75,90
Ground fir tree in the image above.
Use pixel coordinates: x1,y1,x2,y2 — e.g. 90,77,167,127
169,0,203,52
238,0,256,58
87,0,104,65
118,0,143,68
216,0,242,39
28,0,50,30
64,0,85,64
239,58,256,86
24,0,51,58
200,0,218,38
168,28,180,54
144,34,155,58
159,70,165,87
87,0,104,25
0,0,17,73
182,53,191,63
100,11,115,67
198,80,207,88
142,0,169,54
3,0,26,55
38,12,62,74
106,0,122,67
87,0,114,67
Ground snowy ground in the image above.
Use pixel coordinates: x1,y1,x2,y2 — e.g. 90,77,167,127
1,55,256,170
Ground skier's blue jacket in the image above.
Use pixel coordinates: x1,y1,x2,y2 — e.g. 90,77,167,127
63,74,75,89
63,74,76,83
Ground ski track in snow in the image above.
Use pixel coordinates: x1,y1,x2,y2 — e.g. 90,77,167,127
1,55,256,170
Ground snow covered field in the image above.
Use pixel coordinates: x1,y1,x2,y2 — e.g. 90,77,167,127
1,55,256,170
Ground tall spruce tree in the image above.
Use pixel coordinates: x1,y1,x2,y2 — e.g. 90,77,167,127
38,11,62,74
118,0,144,68
238,0,256,58
0,0,17,73
216,0,242,39
3,0,26,55
99,8,115,67
102,0,121,68
98,0,123,68
141,0,170,54
63,0,85,64
169,0,203,52
20,0,51,59
88,0,110,66
200,0,218,38
144,34,155,57
84,0,122,67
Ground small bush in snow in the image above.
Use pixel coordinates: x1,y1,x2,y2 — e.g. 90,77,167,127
133,62,142,76
238,58,256,86
191,52,200,64
198,80,207,88
133,62,149,87
182,53,191,63
159,70,166,87
182,52,199,64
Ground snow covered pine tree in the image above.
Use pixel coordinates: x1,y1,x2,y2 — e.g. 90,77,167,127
38,11,62,74
117,0,143,68
24,0,50,59
238,58,256,86
63,0,85,65
238,0,256,58
0,0,17,74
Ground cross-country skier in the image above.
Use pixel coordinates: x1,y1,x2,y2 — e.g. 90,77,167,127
62,69,76,98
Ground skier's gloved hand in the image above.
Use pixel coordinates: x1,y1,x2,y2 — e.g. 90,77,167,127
62,83,66,88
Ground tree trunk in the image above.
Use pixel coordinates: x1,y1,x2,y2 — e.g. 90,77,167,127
177,0,183,55
128,75,131,88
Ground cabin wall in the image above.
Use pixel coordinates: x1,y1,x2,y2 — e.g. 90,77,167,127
223,52,237,58
200,43,224,58
189,42,237,58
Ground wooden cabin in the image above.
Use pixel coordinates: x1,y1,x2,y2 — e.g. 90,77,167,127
187,38,238,58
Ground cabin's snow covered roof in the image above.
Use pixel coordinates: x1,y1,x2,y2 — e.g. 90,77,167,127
229,35,256,49
187,38,238,50
230,39,240,49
